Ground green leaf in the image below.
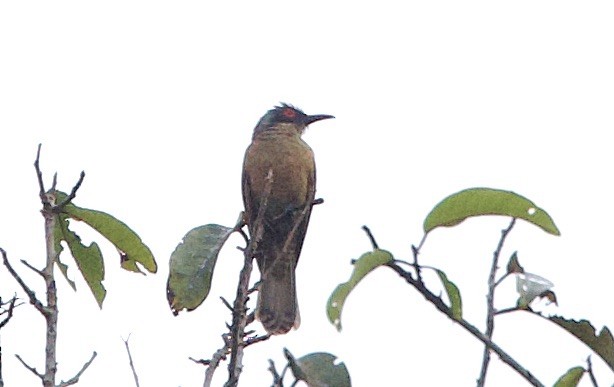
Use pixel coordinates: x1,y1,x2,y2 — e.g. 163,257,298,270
56,191,157,274
167,224,234,315
553,366,585,387
285,348,351,387
423,188,560,235
59,217,106,307
549,316,614,372
326,249,393,331
435,269,462,320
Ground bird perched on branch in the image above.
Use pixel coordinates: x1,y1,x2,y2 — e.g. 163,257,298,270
242,103,334,335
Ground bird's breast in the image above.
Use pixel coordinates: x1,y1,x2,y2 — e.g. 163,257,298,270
244,136,315,212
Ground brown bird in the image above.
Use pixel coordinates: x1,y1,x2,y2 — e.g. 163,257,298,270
242,103,334,335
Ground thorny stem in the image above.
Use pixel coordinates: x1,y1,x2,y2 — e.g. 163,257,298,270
201,170,274,387
477,218,516,387
224,169,274,387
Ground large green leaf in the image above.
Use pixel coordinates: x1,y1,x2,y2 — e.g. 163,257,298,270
326,249,393,331
56,191,157,274
59,216,106,307
423,188,560,235
167,224,234,315
553,366,585,387
435,269,462,320
549,316,614,372
285,348,351,387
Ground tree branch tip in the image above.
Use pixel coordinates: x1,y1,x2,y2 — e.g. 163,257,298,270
361,225,379,250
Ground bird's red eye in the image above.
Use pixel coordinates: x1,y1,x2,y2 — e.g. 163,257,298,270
282,108,296,118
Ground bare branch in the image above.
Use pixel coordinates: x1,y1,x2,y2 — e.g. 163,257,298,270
268,359,283,387
477,218,516,387
34,144,46,197
0,295,19,329
15,354,44,380
57,351,97,387
1,248,46,315
586,356,598,387
55,171,86,210
21,259,45,278
122,336,140,387
202,334,231,387
361,225,379,250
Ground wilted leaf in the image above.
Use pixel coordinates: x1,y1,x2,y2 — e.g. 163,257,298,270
549,316,614,372
516,273,554,308
435,269,462,320
423,188,560,235
59,217,106,307
55,191,157,274
506,251,524,274
167,224,234,315
285,348,351,387
553,366,585,387
539,290,558,305
326,249,393,331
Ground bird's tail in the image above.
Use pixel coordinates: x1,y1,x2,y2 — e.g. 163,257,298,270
256,258,300,335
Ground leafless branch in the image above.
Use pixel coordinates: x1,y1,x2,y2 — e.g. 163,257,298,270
55,171,86,210
122,335,140,387
57,351,97,387
268,359,283,387
1,248,46,315
0,295,19,329
15,354,44,380
586,356,598,387
361,225,379,250
477,218,516,387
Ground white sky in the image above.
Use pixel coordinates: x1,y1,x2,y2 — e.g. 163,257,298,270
1,2,613,386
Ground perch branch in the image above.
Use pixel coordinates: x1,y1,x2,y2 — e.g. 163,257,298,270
224,169,273,387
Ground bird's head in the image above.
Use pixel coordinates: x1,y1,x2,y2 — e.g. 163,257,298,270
253,103,334,136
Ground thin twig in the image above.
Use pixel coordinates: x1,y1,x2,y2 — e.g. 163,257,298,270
55,171,86,210
477,217,516,387
34,144,45,198
123,335,140,387
20,259,45,278
203,334,231,387
586,356,598,387
361,225,379,250
15,354,44,379
386,261,543,387
1,248,46,315
57,351,97,387
0,295,18,329
268,359,283,387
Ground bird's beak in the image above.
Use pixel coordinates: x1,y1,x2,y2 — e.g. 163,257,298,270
304,114,335,126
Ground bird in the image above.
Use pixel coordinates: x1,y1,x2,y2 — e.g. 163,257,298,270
242,103,334,335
